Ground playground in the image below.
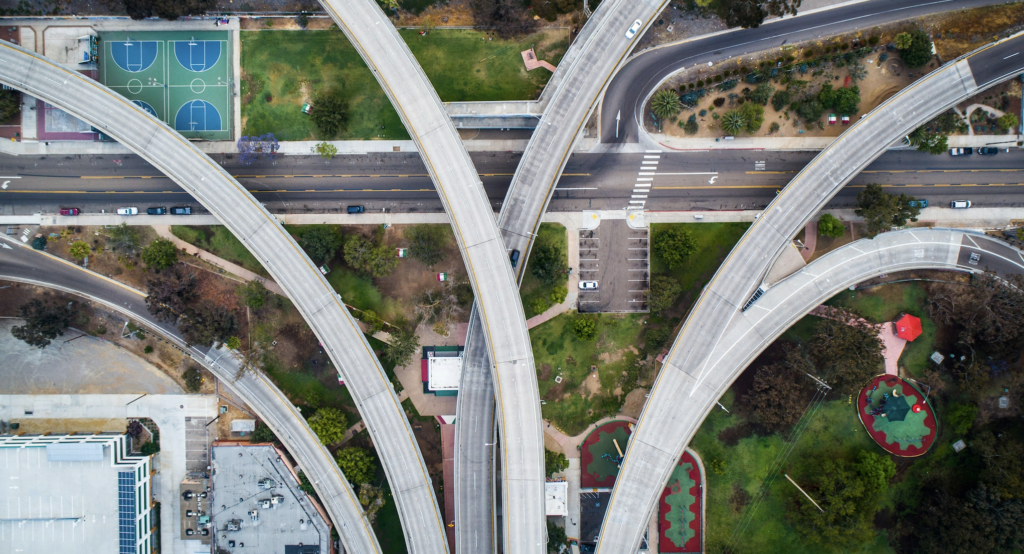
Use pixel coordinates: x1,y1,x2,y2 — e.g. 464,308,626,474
659,450,703,553
580,420,632,488
858,374,937,457
99,31,233,140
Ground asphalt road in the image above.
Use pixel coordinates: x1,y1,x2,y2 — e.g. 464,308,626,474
4,149,1024,215
602,0,1016,143
597,33,1024,554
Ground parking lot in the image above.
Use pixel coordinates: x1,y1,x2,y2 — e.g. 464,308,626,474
577,220,648,313
185,417,213,476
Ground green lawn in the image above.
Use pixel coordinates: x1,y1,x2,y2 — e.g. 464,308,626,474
651,222,749,317
520,223,568,318
826,282,938,378
240,28,568,140
170,225,269,277
530,312,646,435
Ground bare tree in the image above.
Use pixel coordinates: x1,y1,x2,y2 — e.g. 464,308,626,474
415,273,465,336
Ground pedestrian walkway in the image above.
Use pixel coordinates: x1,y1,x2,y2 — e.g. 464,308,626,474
522,49,557,72
649,132,1019,152
526,214,581,328
152,225,286,297
800,219,817,262
544,415,638,459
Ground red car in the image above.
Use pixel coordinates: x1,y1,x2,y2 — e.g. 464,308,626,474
59,208,80,216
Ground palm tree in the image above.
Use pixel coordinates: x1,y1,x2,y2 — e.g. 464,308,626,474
651,89,682,120
894,32,913,50
720,110,746,135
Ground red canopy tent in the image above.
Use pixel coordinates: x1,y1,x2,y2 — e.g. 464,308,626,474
895,314,922,342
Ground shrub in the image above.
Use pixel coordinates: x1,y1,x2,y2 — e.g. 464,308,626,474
768,121,780,133
335,447,376,486
998,113,1019,132
868,35,880,46
141,238,178,271
684,114,699,135
653,226,697,268
144,345,154,354
69,241,91,261
714,74,723,82
817,213,845,238
308,407,349,446
550,285,568,304
696,80,705,87
651,89,683,120
897,29,933,68
945,403,978,436
803,48,814,58
746,82,775,105
140,441,159,456
182,366,203,393
740,102,764,133
310,90,349,138
720,109,746,135
699,109,707,117
573,315,598,341
226,336,242,350
771,89,790,111
713,97,726,108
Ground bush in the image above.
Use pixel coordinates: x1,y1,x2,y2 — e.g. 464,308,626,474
720,109,746,135
649,275,682,312
182,366,203,393
746,82,774,105
308,407,349,446
226,336,242,350
897,29,933,69
310,90,349,138
868,35,880,46
573,315,598,341
817,213,845,238
237,280,268,310
699,109,707,117
550,285,568,304
141,238,179,271
945,403,978,436
740,102,764,133
335,447,376,486
653,226,697,269
713,97,726,108
651,89,682,120
771,89,790,111
696,80,705,87
69,241,91,261
683,114,699,135
0,89,19,122
768,121,780,133
140,441,159,456
545,449,568,477
998,113,1019,132
795,100,824,123
251,421,277,443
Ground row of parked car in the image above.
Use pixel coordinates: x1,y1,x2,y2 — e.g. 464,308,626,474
950,147,1000,156
59,206,192,216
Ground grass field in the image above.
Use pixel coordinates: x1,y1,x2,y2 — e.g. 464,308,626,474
170,225,269,277
651,223,749,317
826,282,937,377
240,28,568,140
531,312,646,435
520,223,568,318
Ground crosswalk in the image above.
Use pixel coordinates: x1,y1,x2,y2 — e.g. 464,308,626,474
628,150,661,210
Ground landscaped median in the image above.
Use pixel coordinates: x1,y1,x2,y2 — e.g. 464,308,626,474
240,28,568,140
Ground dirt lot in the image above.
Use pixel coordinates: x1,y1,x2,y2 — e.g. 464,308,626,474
926,3,1024,60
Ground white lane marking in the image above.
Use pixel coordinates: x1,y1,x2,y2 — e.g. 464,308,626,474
641,161,658,165
637,178,653,181
655,172,718,175
629,200,645,204
631,195,648,199
646,150,660,153
555,187,598,190
1005,52,1020,59
639,172,656,176
643,155,660,159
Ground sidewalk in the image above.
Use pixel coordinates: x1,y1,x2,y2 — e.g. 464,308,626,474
649,132,1020,152
526,213,582,329
152,225,287,297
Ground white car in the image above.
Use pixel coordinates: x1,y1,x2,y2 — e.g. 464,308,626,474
117,207,138,216
625,19,642,39
579,281,599,290
950,200,971,209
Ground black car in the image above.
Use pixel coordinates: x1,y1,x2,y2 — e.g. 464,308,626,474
347,205,365,214
170,206,192,215
978,147,999,156
146,207,166,215
509,249,521,268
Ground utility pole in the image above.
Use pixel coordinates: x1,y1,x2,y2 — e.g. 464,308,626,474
785,474,824,513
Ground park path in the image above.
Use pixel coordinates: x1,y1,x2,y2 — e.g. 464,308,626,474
152,225,287,297
521,49,557,72
544,415,638,459
526,216,581,329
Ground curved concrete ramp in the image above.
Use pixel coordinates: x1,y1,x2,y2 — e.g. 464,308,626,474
598,32,1024,554
0,41,440,554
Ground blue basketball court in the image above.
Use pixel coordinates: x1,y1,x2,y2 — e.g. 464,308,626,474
175,100,222,132
174,40,221,73
109,40,159,73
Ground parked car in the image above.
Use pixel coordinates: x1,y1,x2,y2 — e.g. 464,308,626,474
950,147,973,156
117,207,138,216
578,281,599,290
59,208,79,216
950,200,972,209
969,252,981,266
170,206,192,215
509,249,521,268
625,19,642,39
907,199,929,208
346,205,364,214
147,207,166,215
978,147,999,155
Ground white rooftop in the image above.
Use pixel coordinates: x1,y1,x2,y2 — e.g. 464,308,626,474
428,353,462,391
545,481,568,517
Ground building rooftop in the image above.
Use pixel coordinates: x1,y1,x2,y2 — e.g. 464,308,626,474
427,349,462,392
210,444,329,554
545,481,568,517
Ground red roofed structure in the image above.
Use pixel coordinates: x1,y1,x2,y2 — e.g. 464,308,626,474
895,314,922,342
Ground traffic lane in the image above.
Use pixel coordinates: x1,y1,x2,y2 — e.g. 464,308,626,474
966,32,1024,86
600,0,1015,142
958,233,1024,275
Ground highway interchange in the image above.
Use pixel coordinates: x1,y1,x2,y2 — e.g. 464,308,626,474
1,1,1024,553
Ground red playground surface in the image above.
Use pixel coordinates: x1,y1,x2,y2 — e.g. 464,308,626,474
658,450,703,553
857,374,937,457
580,420,632,488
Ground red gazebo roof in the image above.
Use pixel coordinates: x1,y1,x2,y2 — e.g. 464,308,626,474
895,314,922,342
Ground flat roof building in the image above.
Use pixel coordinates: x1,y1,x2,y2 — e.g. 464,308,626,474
421,346,464,396
0,433,155,554
546,481,568,517
210,443,330,553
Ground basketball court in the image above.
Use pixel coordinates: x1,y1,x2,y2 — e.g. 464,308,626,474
99,31,233,140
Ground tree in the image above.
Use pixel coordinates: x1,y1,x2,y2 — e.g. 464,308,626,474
182,366,204,393
531,243,565,286
653,226,697,269
893,32,913,50
747,350,814,434
740,101,765,132
383,327,419,367
719,0,800,29
308,407,349,446
768,121,780,133
314,142,338,159
806,315,883,394
237,280,268,310
819,84,860,115
944,402,978,436
903,484,1024,554
415,276,466,336
926,273,1024,356
179,303,237,346
310,91,349,138
788,451,895,550
573,315,598,341
406,224,450,267
651,89,683,120
998,113,1019,132
11,299,74,348
141,238,178,271
897,29,933,69
121,0,214,20
344,234,398,277
771,89,790,111
746,82,775,105
545,449,568,477
226,336,242,350
251,421,278,444
648,275,682,313
683,114,699,135
69,241,91,261
547,520,568,554
127,420,145,440
358,483,387,524
300,226,343,263
0,89,19,122
146,265,198,321
817,213,845,238
855,183,921,236
720,109,746,135
908,126,949,155
470,0,536,39
335,447,376,486
795,99,825,123
106,223,141,255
